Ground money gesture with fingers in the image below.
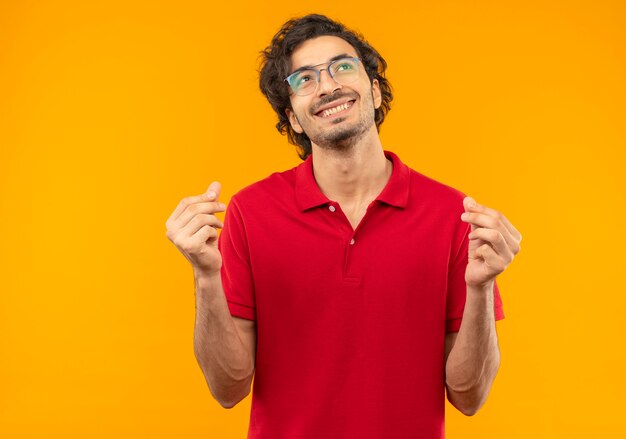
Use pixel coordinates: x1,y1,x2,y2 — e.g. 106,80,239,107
165,181,226,276
461,197,522,288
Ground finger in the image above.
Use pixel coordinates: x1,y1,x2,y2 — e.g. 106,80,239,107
177,213,224,241
178,214,223,235
167,190,223,226
176,201,226,229
191,224,219,246
464,196,499,216
468,227,514,263
461,211,519,254
464,197,495,232
464,197,522,243
206,181,222,202
473,243,507,274
463,197,485,232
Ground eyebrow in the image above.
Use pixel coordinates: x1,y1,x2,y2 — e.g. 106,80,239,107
289,53,354,76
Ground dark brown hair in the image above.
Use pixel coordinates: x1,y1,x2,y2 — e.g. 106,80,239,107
259,14,393,160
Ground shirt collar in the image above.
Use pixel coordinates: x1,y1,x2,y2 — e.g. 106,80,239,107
295,149,411,212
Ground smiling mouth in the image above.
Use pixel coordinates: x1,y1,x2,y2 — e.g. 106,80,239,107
316,100,355,118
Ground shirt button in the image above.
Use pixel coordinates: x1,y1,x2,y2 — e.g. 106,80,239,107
350,238,356,245
328,205,336,212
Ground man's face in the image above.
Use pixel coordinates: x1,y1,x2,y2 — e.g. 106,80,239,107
285,35,382,152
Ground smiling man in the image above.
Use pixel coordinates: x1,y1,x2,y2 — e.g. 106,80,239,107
284,42,379,154
165,13,521,439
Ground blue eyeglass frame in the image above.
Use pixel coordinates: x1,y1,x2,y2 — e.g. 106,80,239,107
284,57,362,95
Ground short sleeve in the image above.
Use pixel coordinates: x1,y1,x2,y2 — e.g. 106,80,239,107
218,198,256,321
446,222,505,333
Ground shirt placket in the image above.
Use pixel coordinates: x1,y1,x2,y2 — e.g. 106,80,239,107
326,201,379,285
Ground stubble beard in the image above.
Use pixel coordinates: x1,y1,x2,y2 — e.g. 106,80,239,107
314,113,371,152
303,92,377,154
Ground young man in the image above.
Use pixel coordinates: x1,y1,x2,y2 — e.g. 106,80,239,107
166,14,521,439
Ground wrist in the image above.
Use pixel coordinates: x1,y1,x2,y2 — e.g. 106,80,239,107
193,266,221,282
193,268,223,298
193,269,225,310
466,279,495,295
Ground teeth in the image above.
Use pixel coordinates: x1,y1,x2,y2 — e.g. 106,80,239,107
321,101,352,117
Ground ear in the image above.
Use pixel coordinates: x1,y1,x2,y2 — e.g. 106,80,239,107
285,107,304,134
371,78,382,109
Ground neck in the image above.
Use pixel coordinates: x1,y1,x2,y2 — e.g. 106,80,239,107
310,130,392,206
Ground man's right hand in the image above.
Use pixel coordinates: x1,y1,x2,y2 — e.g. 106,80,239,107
165,181,226,276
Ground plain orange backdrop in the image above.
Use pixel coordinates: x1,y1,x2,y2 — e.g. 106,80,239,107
1,0,625,438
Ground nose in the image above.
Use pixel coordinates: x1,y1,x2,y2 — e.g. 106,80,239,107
316,68,342,96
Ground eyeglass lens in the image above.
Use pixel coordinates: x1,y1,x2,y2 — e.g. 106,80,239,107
288,58,360,96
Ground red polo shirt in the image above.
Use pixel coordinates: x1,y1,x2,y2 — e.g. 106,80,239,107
218,150,504,439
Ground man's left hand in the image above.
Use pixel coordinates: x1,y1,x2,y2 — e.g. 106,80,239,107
461,197,522,288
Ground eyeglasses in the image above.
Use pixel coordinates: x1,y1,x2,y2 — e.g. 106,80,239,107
284,57,361,96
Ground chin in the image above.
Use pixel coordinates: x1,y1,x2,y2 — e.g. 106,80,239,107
315,129,363,152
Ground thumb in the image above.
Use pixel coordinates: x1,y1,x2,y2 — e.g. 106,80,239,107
463,196,477,212
463,196,478,232
206,181,222,201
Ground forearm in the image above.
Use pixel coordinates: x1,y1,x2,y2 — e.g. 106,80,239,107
193,271,254,408
445,281,500,415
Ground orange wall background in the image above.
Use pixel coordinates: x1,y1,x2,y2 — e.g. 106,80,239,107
1,1,625,437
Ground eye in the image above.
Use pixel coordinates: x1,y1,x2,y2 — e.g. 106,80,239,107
293,71,315,88
336,62,354,71
332,59,357,75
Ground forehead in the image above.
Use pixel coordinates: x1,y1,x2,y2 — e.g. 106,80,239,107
289,35,359,70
